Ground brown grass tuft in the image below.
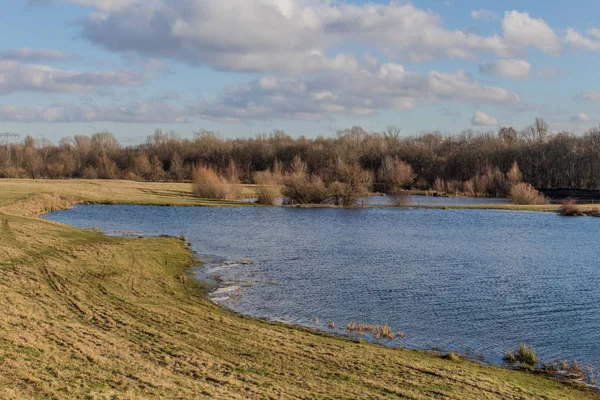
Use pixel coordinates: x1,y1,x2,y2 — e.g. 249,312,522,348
192,165,234,200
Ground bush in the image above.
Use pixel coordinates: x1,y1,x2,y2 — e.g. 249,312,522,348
510,183,548,205
0,165,26,178
327,159,372,206
378,156,415,193
506,161,523,188
284,173,329,205
192,165,232,200
433,177,446,193
559,198,583,216
253,170,282,205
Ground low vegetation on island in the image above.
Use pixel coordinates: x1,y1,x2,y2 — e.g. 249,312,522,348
2,118,600,205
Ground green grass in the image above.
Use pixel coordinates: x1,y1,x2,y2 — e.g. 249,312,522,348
0,179,598,398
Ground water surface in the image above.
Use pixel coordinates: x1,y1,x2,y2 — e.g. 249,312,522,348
46,205,600,365
240,194,510,206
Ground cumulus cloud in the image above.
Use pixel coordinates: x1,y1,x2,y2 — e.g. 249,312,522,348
575,91,600,102
0,60,156,94
502,11,561,56
0,97,187,123
471,111,499,126
565,28,600,52
570,112,592,123
189,62,521,122
471,9,499,22
479,59,531,79
29,0,566,73
0,48,76,62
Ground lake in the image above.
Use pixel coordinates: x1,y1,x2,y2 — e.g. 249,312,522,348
46,204,600,365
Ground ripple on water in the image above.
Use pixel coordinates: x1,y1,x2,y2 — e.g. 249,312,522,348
45,204,600,365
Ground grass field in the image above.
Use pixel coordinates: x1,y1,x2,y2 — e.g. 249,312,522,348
0,178,589,213
0,179,599,398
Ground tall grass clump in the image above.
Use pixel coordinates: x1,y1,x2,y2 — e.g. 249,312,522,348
510,183,548,205
192,165,232,200
503,344,537,368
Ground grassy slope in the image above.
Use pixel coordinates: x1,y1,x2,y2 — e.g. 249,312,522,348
0,180,598,399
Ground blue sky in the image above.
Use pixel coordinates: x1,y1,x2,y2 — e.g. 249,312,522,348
0,0,599,143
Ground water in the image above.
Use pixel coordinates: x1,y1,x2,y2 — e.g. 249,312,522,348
239,194,510,206
46,205,600,365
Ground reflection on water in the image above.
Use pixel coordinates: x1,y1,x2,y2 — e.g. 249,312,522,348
46,205,600,365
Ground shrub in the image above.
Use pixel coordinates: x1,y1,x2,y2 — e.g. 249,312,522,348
284,173,329,205
510,183,548,205
253,170,282,205
327,159,373,206
378,156,415,193
506,161,523,188
81,165,98,179
462,179,475,195
559,198,583,216
433,177,446,193
192,165,232,200
0,165,26,178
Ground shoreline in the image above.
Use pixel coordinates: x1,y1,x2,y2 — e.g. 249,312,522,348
46,200,599,387
1,181,599,398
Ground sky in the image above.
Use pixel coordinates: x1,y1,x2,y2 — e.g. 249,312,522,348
1,0,600,143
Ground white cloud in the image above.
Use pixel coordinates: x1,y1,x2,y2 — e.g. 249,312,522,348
0,97,187,123
502,11,561,56
30,0,567,73
575,91,600,102
188,64,521,122
570,112,592,123
471,9,499,22
0,48,75,62
0,60,156,94
588,28,600,39
471,111,499,126
479,59,531,79
565,28,600,52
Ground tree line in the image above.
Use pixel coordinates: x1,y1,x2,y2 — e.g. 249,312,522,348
2,119,600,196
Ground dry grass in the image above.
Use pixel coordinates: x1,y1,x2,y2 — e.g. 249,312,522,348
504,344,538,368
192,166,237,200
0,188,597,399
0,179,256,208
346,322,405,340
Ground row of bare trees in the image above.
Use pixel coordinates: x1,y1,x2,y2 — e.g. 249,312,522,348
3,120,600,193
